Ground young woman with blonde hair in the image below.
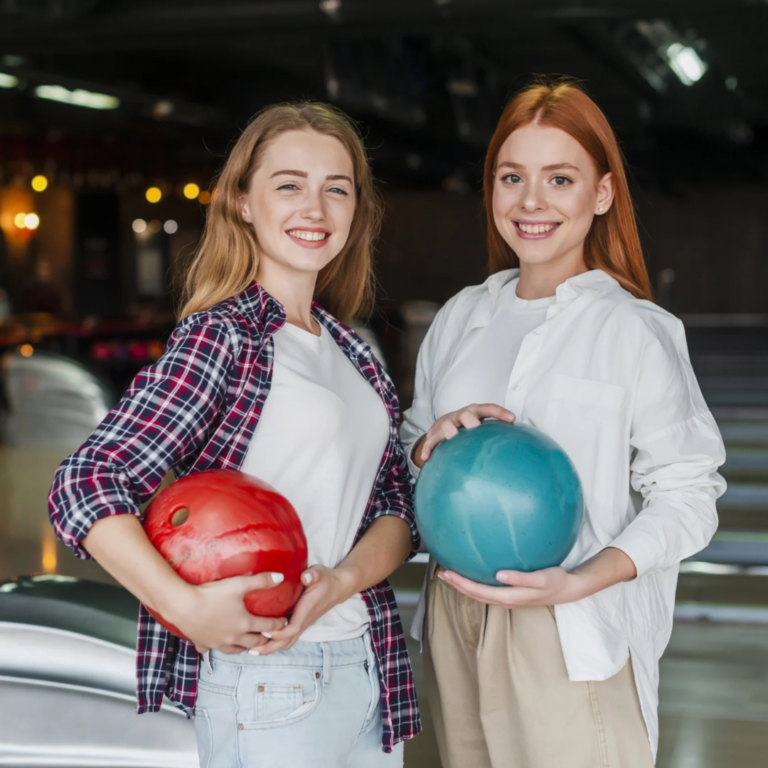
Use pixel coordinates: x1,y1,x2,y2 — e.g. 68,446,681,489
402,80,725,767
49,102,420,766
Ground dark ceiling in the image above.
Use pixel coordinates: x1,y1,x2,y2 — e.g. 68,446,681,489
1,0,767,190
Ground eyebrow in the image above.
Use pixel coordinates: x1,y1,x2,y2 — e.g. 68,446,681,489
270,169,353,183
498,161,580,172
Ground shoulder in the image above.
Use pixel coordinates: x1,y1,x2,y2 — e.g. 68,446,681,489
169,302,245,358
596,291,685,361
430,271,507,336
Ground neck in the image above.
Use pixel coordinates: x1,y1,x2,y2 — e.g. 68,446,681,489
516,247,588,300
256,259,319,332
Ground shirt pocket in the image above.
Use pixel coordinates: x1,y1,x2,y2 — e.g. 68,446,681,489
544,375,628,524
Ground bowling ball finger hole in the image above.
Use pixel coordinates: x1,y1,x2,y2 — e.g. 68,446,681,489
170,507,190,527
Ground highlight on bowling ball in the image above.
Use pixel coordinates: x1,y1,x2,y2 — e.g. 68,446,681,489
144,469,308,640
415,421,583,585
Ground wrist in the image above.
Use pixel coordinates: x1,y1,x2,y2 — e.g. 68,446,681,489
331,565,361,604
564,569,596,603
153,576,196,625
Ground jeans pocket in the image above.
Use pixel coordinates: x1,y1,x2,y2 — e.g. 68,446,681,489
256,683,304,721
193,708,213,768
240,670,322,729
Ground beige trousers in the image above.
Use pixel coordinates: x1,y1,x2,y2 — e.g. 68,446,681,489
424,566,655,768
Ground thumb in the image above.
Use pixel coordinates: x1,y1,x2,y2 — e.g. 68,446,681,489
234,571,285,594
300,565,325,586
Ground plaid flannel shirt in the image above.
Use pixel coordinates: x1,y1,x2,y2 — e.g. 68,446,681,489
48,282,422,752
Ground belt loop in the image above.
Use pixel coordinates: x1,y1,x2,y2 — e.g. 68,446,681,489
203,650,214,676
322,641,331,686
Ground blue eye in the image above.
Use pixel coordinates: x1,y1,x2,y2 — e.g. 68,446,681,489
329,186,348,196
552,176,572,186
502,174,522,184
277,183,299,190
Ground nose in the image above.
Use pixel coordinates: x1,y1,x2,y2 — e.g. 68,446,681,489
301,186,326,222
522,182,546,213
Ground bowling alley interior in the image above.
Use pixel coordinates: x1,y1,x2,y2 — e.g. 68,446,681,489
2,2,768,767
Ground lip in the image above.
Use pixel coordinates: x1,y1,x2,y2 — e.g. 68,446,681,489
513,221,561,240
285,227,332,249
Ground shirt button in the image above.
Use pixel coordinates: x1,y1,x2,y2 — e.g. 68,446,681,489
511,385,521,392
533,328,542,335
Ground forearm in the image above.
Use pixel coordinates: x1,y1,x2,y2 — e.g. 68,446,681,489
334,516,412,599
568,546,637,601
410,434,427,469
82,514,190,616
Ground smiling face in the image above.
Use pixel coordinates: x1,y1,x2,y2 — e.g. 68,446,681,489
239,129,356,280
491,124,613,273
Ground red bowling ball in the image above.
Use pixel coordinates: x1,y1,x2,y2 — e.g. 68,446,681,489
144,469,308,640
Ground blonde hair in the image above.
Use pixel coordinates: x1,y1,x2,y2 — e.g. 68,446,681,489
179,102,382,322
484,79,653,301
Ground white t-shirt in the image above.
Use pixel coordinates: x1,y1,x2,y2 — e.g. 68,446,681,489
240,322,389,642
434,279,556,414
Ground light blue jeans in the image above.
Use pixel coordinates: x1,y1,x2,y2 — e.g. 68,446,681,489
194,632,404,768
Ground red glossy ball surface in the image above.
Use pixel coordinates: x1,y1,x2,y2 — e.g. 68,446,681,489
143,469,308,640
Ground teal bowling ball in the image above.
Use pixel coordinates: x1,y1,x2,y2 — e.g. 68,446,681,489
414,421,583,585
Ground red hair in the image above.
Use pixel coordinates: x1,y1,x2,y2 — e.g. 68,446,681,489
483,79,653,301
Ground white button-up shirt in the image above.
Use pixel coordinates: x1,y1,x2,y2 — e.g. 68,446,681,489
401,268,726,757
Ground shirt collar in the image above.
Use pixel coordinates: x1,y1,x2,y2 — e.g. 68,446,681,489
236,281,287,325
485,267,619,305
233,281,348,347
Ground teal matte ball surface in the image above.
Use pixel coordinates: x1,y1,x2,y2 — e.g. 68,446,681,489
414,421,584,585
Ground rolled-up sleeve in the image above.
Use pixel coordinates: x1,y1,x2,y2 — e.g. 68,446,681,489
48,314,238,559
609,316,726,577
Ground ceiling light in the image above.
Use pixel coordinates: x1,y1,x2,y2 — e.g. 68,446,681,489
35,84,120,110
665,43,707,86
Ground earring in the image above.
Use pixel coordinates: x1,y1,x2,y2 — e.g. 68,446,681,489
598,207,604,213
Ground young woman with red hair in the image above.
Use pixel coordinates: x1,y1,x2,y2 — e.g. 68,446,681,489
402,80,726,766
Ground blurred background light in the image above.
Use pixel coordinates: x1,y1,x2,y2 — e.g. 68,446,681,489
198,190,211,205
163,219,178,234
147,219,162,234
132,218,147,233
666,43,708,86
31,175,48,192
183,183,200,200
34,84,120,110
13,213,27,229
0,73,19,89
145,187,162,203
23,213,40,230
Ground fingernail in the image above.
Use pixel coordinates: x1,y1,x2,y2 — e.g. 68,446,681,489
437,572,446,581
270,573,284,584
304,573,313,584
496,572,508,582
421,452,427,461
262,632,272,639
248,649,260,656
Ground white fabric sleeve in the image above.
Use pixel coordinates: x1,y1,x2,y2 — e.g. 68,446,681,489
609,316,726,577
400,303,452,480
